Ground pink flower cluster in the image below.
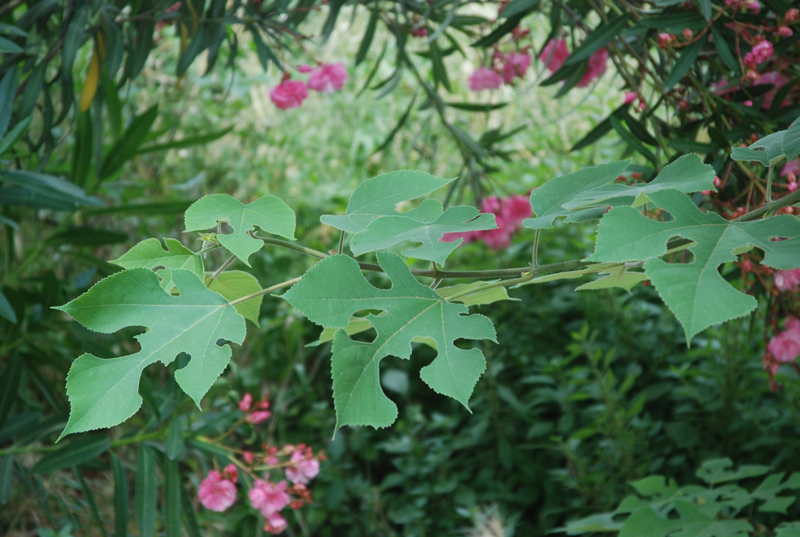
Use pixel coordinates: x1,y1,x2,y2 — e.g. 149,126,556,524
539,39,608,88
469,51,531,91
269,62,348,110
744,39,774,68
765,318,800,374
775,268,800,292
239,392,272,424
442,194,531,249
194,392,325,534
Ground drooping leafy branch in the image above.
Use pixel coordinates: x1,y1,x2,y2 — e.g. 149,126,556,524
54,129,800,439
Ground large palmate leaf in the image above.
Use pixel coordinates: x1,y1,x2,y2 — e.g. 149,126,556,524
619,501,752,537
283,252,496,429
320,170,453,233
349,199,496,265
111,238,204,291
563,154,716,209
523,160,631,230
524,155,716,230
55,269,246,439
589,190,800,342
184,194,295,266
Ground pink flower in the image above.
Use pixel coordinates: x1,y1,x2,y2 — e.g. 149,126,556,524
285,449,320,485
223,464,238,482
249,479,290,517
539,39,570,73
198,470,237,512
744,40,774,68
497,52,531,83
767,318,800,363
745,0,761,12
442,194,531,249
270,80,308,110
468,67,503,91
247,410,271,424
239,392,253,412
753,71,789,108
658,33,674,47
778,26,793,37
744,100,753,107
787,8,799,23
624,91,638,104
775,268,800,291
307,62,348,93
297,64,313,73
577,48,608,87
711,79,739,95
782,160,800,178
265,512,288,534
243,451,255,465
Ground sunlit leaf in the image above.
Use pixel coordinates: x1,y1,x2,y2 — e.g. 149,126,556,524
284,252,496,429
55,269,246,439
184,194,295,266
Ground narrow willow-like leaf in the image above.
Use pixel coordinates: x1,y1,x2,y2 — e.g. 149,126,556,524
32,435,111,473
0,357,20,427
55,269,246,439
135,444,157,537
166,419,186,461
284,252,496,429
184,194,295,266
0,454,14,505
164,460,181,537
112,454,129,537
590,190,800,342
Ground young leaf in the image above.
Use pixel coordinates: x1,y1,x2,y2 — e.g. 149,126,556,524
283,252,496,429
574,264,647,292
349,200,496,265
563,154,716,209
589,190,800,342
184,194,295,266
204,271,262,326
664,35,706,90
523,160,631,230
111,238,204,291
55,268,246,439
320,170,453,233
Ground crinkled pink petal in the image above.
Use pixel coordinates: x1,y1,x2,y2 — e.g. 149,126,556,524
249,479,290,517
270,80,308,110
198,472,237,512
775,268,800,291
781,160,799,178
577,48,608,88
265,512,288,534
540,39,569,73
307,62,348,93
285,450,320,484
768,324,800,363
469,68,503,91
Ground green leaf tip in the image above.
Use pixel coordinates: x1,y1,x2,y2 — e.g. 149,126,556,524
184,194,296,266
590,190,800,343
283,251,497,430
56,268,246,440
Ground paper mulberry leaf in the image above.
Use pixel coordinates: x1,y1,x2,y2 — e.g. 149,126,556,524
184,194,295,266
563,154,716,209
320,170,453,233
589,190,800,342
283,252,496,429
619,501,752,537
204,271,263,326
349,199,496,265
55,268,246,440
731,131,786,167
523,160,630,230
111,238,204,291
